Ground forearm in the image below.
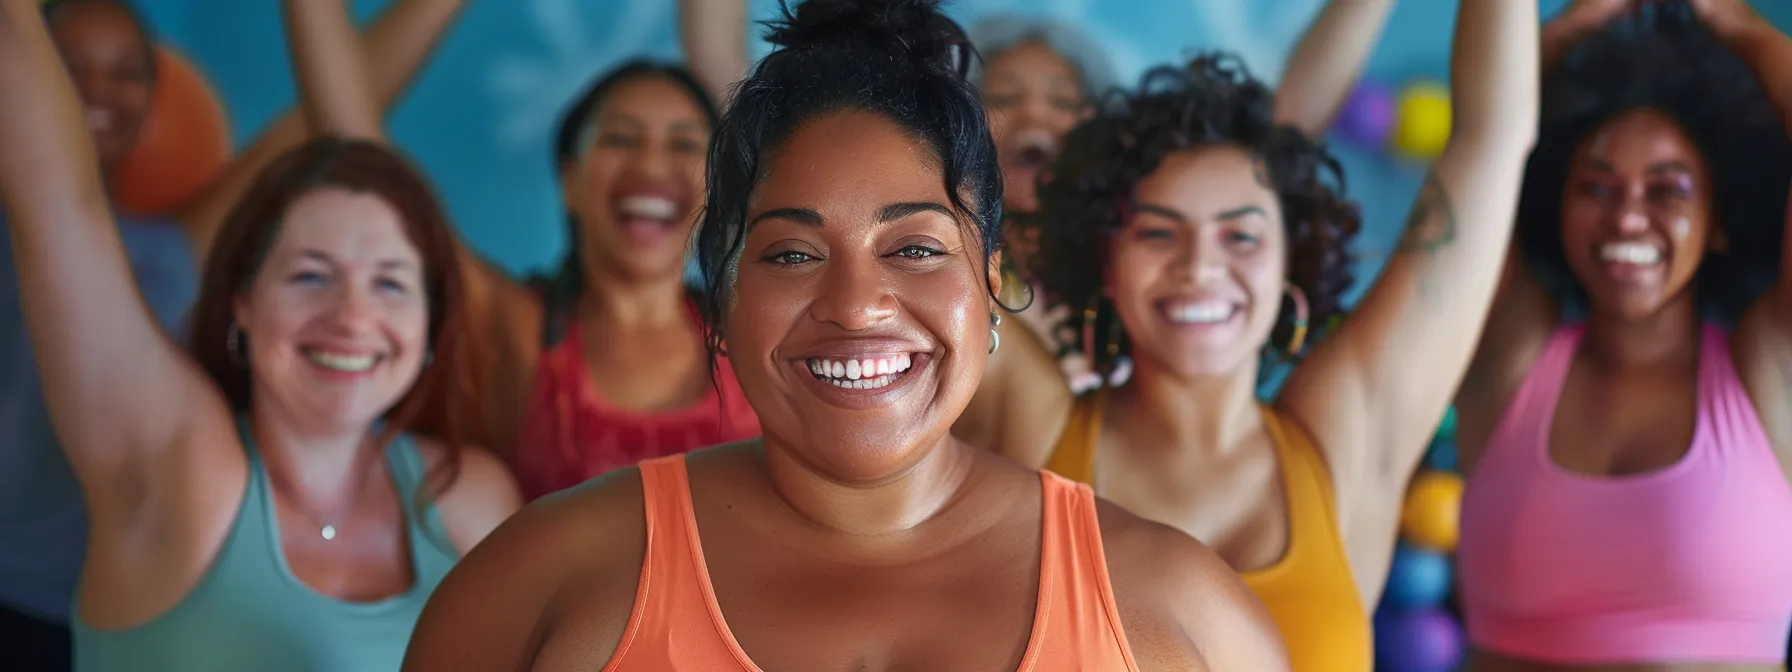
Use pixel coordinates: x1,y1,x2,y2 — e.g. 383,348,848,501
284,0,382,140
0,0,108,222
1273,0,1398,138
181,0,467,260
678,0,748,109
1721,18,1792,133
1451,0,1540,145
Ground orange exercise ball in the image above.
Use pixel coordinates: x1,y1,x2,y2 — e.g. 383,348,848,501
111,46,232,217
1401,470,1464,553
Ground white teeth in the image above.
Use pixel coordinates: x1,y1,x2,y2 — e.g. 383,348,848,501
306,350,376,373
807,354,914,387
617,196,677,220
1601,242,1662,266
1165,301,1233,324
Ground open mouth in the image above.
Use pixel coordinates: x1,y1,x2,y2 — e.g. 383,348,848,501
1158,298,1240,326
1597,240,1667,283
303,347,382,375
805,353,916,391
614,194,680,245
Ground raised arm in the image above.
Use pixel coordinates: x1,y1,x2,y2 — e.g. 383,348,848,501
1272,0,1398,139
177,0,466,261
0,0,230,513
678,0,750,109
1715,5,1792,325
1277,0,1537,512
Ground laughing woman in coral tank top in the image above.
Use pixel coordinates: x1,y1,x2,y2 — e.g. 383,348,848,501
1453,1,1792,671
402,1,1288,670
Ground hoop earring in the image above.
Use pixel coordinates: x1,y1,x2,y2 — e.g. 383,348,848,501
227,324,246,369
1081,295,1123,378
988,312,1002,355
1283,283,1310,356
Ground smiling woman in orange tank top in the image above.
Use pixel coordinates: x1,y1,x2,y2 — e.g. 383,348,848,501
401,1,1288,670
961,1,1541,669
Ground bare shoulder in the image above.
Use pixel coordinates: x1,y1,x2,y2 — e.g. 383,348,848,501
1096,499,1291,672
403,467,648,672
412,437,524,554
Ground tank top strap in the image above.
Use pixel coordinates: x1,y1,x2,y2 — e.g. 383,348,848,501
1483,324,1587,463
1697,323,1776,462
1045,389,1107,484
381,433,460,568
609,456,755,670
1030,470,1140,671
1257,406,1342,539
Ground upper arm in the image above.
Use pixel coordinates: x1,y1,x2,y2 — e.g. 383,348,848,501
284,0,382,140
419,439,525,555
0,0,231,516
1099,502,1291,671
954,310,1072,467
404,471,645,672
1274,0,1539,515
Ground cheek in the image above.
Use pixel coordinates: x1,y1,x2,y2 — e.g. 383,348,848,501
577,158,622,210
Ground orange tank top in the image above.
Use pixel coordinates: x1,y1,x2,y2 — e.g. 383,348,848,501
600,455,1141,671
1046,390,1372,672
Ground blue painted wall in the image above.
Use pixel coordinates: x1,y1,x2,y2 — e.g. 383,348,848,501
146,0,1792,294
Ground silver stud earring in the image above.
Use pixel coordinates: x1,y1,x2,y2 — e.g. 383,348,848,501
988,312,1002,355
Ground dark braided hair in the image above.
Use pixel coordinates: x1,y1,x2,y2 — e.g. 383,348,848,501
1517,8,1790,322
1031,53,1359,366
693,0,1008,358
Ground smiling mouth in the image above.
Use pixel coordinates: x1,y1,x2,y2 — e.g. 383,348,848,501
1159,299,1240,325
303,348,380,374
1600,241,1664,267
806,354,915,390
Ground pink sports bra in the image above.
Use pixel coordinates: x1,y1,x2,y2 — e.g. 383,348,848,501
1458,323,1792,665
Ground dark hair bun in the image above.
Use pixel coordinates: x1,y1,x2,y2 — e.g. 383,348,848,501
765,0,972,78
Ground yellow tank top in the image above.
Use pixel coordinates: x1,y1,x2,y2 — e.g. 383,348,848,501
1045,390,1372,671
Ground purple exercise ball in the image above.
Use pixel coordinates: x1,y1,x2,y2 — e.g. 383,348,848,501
1374,608,1464,672
1337,82,1395,146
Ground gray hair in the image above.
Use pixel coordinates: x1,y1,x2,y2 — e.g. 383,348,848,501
966,14,1116,101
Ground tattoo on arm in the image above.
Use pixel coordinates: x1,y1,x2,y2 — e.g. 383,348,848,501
1396,173,1458,304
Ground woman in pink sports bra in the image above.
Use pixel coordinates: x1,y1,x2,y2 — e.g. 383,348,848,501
1453,1,1792,670
403,1,1289,669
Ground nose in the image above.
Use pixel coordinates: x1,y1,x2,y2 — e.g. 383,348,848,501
809,254,899,331
626,136,675,183
1171,230,1228,285
326,284,382,333
1614,187,1651,235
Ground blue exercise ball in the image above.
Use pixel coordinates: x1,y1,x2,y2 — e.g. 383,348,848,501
1374,608,1465,672
1424,440,1458,472
1381,544,1453,611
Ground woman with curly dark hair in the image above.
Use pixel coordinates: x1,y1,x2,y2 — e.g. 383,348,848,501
1452,1,1792,670
963,1,1539,669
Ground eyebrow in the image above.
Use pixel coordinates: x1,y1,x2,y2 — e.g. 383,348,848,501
747,202,956,229
1582,157,1694,176
297,249,414,271
1135,203,1265,222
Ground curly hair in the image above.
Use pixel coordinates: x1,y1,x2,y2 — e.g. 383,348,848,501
1030,53,1360,365
693,0,1007,357
1516,9,1790,322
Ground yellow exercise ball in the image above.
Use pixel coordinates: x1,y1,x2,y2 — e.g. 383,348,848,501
1401,470,1463,553
1390,81,1452,161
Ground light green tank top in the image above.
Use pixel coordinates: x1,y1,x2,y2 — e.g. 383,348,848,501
71,424,460,671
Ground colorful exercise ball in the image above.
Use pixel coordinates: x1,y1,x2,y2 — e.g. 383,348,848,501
1374,608,1465,672
1401,470,1463,553
1335,81,1395,147
1381,544,1453,611
1390,81,1451,162
1423,440,1458,472
111,47,232,217
1435,405,1458,442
